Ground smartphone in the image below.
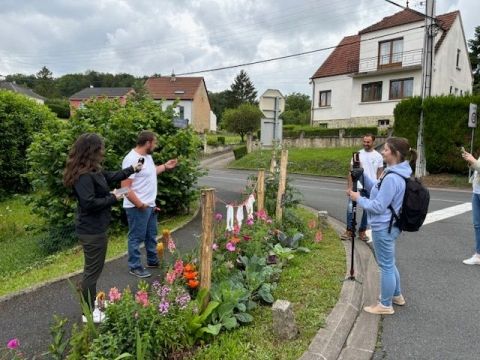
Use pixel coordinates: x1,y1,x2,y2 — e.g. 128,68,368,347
460,146,466,154
116,187,129,196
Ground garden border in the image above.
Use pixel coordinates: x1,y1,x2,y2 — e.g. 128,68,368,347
299,210,380,360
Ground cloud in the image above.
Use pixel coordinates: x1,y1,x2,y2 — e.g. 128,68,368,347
0,0,478,96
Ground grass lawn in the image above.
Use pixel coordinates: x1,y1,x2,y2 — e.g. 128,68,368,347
229,147,357,177
207,133,243,145
192,207,345,360
0,195,197,298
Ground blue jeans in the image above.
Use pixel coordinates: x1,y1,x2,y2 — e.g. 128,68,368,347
372,227,402,307
126,207,158,270
346,190,369,231
472,194,480,254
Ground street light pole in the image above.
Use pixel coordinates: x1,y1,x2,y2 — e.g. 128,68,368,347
416,0,436,177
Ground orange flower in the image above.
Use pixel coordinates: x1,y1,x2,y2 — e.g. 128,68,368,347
184,263,195,272
162,229,171,238
184,271,198,280
96,291,106,302
188,280,199,288
230,236,241,244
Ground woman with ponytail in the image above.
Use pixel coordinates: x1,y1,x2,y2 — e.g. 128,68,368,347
349,137,416,315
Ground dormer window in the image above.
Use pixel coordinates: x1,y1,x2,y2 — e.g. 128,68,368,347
174,90,185,94
378,38,403,68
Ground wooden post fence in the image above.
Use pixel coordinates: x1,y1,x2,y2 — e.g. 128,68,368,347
200,188,215,300
275,149,288,222
257,169,265,212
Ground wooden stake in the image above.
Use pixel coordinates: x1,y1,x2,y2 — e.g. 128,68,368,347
257,169,265,212
200,188,215,297
276,149,288,222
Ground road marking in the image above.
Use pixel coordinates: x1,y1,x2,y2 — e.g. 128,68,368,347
422,202,471,225
365,202,472,241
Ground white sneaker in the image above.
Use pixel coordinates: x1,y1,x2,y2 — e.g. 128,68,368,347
463,254,480,265
82,308,106,324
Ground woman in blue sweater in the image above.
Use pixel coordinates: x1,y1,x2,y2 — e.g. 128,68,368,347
349,137,416,315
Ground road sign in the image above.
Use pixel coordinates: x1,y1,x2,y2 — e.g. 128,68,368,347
469,103,477,128
259,89,285,118
173,118,188,128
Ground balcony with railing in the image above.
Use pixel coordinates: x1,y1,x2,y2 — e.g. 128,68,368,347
353,49,423,77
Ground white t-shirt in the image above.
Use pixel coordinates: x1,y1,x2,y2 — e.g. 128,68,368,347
351,149,384,189
122,150,157,208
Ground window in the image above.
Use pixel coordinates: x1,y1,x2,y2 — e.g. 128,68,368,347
378,119,390,126
456,49,461,69
378,38,403,68
319,90,331,107
361,82,382,102
177,105,184,119
449,86,453,94
319,123,328,128
389,78,413,99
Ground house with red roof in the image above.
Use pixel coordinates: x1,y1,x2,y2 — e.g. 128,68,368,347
310,8,473,128
145,75,216,132
69,87,135,110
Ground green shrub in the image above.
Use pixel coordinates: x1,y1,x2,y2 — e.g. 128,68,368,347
283,125,295,131
233,145,248,160
217,136,226,145
393,95,480,174
27,98,202,248
207,138,219,147
344,127,378,137
45,98,70,119
0,90,57,198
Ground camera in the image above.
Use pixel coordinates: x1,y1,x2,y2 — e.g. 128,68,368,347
350,152,364,183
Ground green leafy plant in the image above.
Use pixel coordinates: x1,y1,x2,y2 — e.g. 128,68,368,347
48,315,69,359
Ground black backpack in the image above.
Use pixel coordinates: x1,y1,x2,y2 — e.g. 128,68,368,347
379,171,430,232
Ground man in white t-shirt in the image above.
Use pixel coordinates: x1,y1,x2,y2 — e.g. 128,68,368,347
121,131,178,278
341,134,384,242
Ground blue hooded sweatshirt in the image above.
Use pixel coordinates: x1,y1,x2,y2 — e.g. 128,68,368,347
357,161,412,231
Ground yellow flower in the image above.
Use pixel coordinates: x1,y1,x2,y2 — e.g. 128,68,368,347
162,229,171,237
156,242,164,257
96,291,106,301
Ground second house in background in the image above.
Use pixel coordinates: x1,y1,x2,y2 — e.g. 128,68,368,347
310,8,473,129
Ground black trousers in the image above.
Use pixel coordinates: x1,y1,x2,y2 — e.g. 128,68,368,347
78,233,108,310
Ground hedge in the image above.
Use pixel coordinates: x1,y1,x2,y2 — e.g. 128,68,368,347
283,127,339,138
393,95,480,174
233,145,248,160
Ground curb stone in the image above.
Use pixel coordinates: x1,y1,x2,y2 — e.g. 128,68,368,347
298,212,379,360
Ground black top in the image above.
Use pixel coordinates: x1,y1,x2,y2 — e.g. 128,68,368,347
73,167,134,235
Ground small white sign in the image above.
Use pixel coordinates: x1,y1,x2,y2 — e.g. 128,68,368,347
469,103,477,128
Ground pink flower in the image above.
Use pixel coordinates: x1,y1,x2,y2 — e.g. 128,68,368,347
166,270,176,284
7,338,19,349
243,234,252,241
233,224,240,235
215,213,223,221
256,209,268,221
246,218,254,226
308,219,317,230
135,290,149,307
266,219,272,224
108,287,122,303
226,242,236,252
212,243,218,251
168,238,176,253
174,259,184,276
315,230,323,243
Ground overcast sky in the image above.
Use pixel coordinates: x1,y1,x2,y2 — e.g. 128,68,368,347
0,0,478,97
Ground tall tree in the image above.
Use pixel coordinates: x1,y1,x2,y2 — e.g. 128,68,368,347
230,70,257,107
222,103,262,142
35,66,58,98
468,25,480,94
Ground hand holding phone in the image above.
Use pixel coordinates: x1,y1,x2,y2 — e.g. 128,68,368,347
112,187,129,200
461,146,466,154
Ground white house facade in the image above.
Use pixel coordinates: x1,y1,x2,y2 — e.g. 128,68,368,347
310,9,473,128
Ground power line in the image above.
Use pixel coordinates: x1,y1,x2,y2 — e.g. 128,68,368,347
175,25,425,76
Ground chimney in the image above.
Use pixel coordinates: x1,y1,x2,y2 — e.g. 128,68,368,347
170,70,176,82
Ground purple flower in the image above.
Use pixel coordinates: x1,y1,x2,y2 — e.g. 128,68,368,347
212,243,218,251
246,218,254,226
158,285,171,298
215,213,223,221
226,242,236,252
175,292,191,309
158,300,170,315
7,338,19,349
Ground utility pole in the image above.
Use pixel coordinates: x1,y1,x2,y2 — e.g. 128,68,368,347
416,0,436,177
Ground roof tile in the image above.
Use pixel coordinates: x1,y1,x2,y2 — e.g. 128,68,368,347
145,76,204,100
